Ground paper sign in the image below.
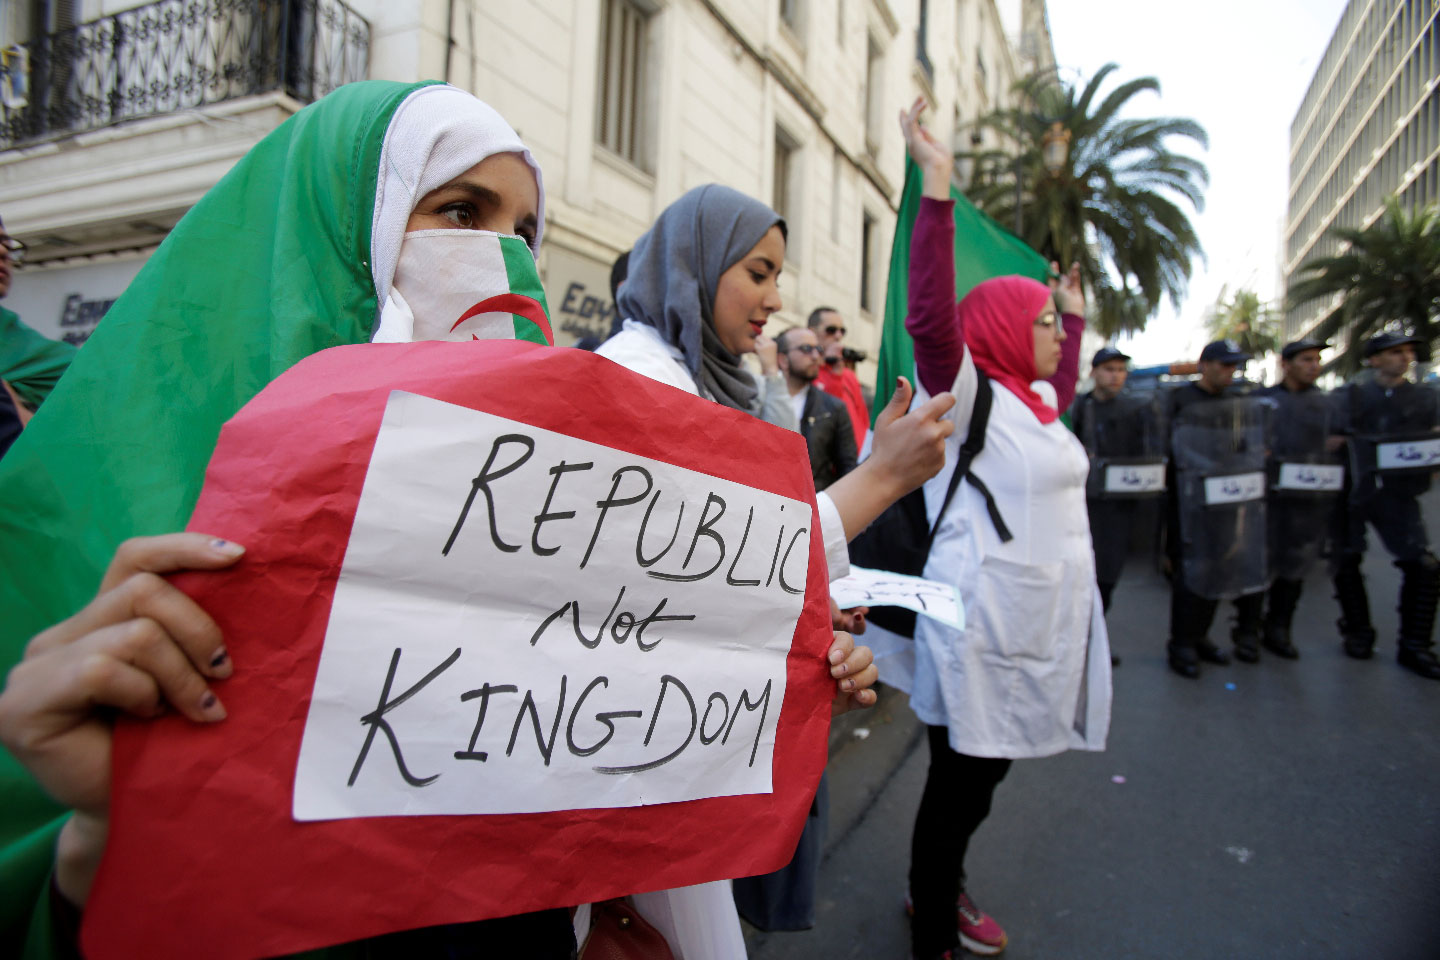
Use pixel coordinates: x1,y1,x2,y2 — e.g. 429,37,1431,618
1203,471,1266,505
1377,436,1440,470
294,392,805,820
1103,462,1166,494
1275,462,1344,492
84,341,834,960
830,565,964,630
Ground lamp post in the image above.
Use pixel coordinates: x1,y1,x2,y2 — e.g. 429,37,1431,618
1042,121,1072,176
1013,122,1071,240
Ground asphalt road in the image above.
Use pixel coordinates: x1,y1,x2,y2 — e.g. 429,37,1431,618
748,498,1440,960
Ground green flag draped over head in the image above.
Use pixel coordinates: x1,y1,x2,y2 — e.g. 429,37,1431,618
871,159,1051,423
0,79,436,953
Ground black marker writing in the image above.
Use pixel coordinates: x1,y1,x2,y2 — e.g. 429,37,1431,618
349,646,461,787
443,434,536,555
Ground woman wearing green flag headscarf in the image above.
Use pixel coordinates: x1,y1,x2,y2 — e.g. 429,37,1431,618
0,79,583,958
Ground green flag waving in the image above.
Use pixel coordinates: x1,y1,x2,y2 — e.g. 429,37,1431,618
872,159,1050,422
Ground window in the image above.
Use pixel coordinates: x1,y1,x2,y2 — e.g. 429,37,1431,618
860,211,877,313
780,0,800,32
916,0,932,78
864,34,883,155
837,0,845,45
774,127,801,262
596,0,651,171
831,148,842,241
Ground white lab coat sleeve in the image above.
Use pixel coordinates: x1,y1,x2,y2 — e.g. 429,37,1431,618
816,491,849,581
595,324,700,396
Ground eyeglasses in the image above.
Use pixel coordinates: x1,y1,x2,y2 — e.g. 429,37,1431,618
823,324,846,337
788,343,821,355
1,237,25,265
1034,313,1058,331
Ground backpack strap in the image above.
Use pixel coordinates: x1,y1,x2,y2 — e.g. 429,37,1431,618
924,372,1014,546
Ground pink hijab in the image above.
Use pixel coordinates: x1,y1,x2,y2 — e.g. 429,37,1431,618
958,275,1057,424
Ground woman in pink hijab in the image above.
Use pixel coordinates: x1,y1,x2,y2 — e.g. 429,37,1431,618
875,101,1114,960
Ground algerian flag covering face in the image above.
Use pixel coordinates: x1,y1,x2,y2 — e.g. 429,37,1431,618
377,229,553,345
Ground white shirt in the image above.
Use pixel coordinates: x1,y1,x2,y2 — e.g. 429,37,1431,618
789,385,809,430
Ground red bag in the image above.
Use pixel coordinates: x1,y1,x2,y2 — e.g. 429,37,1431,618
580,900,677,960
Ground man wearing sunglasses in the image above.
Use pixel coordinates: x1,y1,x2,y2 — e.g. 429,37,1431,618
808,307,869,447
1,216,77,461
778,326,858,492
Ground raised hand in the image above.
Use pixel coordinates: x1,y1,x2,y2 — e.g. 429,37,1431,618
1051,260,1085,315
755,333,780,376
899,97,953,199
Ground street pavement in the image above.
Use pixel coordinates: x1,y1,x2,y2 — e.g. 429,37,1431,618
747,497,1440,960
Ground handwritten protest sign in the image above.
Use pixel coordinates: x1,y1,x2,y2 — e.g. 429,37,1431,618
830,565,964,630
295,391,807,819
84,340,833,960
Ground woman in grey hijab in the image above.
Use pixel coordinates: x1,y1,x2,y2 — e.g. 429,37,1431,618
599,184,795,428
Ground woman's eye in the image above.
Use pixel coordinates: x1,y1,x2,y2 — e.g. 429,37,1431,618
518,225,537,246
439,203,476,228
749,271,766,284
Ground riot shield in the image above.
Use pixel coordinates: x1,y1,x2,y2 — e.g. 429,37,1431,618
1079,391,1169,500
1172,396,1270,599
1262,388,1342,580
1344,379,1440,499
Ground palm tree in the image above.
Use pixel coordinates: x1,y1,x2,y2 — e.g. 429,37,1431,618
1206,287,1280,362
1285,196,1440,375
962,63,1208,338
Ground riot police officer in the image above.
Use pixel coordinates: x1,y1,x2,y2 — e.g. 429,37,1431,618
1230,339,1344,661
1070,347,1167,613
1165,340,1270,678
1331,331,1440,680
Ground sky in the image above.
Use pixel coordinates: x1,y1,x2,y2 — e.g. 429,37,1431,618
1045,0,1353,365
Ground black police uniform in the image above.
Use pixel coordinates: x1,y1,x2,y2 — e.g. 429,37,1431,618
1165,382,1268,671
1071,389,1164,611
1331,372,1440,674
1230,381,1342,659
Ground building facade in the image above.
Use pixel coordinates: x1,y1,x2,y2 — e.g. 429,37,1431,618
1,0,1052,384
1282,0,1440,342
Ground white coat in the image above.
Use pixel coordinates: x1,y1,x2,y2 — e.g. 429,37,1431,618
871,349,1112,759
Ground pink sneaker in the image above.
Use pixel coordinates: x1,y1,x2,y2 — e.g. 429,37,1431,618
955,891,1007,955
904,891,1008,956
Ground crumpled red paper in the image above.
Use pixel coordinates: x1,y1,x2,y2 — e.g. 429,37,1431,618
82,339,832,959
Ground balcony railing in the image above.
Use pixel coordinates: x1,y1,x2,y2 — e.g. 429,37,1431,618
0,0,369,150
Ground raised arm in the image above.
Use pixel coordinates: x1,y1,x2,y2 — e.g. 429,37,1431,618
1045,262,1086,413
900,99,964,398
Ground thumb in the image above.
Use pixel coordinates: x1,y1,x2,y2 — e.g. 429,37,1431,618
875,376,914,430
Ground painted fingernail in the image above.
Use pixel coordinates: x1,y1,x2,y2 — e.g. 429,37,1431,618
842,678,856,692
829,647,845,664
199,691,227,720
210,538,245,557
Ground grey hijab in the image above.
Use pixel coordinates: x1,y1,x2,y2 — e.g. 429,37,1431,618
616,184,785,413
